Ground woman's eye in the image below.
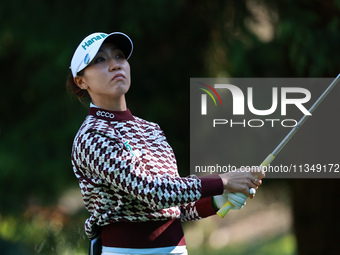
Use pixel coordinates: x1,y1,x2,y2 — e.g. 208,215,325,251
94,57,105,63
115,53,125,59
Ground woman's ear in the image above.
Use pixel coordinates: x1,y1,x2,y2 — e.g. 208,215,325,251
74,76,88,90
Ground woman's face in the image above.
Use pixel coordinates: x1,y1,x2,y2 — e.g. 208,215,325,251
75,42,131,107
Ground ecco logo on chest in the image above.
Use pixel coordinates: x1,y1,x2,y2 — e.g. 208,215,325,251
96,110,115,119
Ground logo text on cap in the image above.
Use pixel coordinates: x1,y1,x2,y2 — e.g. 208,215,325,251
82,34,108,50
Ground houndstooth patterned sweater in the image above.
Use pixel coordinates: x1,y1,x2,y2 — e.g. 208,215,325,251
71,107,223,240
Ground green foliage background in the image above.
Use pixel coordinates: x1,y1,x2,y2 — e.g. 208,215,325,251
1,0,340,254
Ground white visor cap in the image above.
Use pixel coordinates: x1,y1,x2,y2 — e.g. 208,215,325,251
70,32,133,77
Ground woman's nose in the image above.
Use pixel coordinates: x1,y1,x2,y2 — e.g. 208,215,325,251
109,58,120,71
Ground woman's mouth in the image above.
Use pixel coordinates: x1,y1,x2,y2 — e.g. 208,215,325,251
112,73,125,81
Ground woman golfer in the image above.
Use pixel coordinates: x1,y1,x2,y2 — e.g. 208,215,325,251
67,32,264,255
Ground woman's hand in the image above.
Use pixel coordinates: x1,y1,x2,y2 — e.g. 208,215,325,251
219,167,265,198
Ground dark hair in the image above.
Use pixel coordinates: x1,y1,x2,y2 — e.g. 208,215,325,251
66,70,90,103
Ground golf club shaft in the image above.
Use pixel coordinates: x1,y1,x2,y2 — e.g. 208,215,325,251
217,74,340,218
272,73,340,157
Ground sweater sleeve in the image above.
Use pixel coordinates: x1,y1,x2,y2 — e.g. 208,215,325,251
180,175,223,221
74,130,223,211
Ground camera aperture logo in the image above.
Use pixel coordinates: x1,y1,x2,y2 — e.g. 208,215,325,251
197,82,312,128
198,82,223,114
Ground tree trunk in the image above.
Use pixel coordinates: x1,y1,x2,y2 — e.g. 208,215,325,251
292,179,340,255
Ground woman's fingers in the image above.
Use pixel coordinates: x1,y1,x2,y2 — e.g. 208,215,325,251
253,178,262,186
250,166,266,179
220,167,265,197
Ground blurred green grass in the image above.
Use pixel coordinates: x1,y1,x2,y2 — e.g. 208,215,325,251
0,210,88,255
0,182,295,255
0,213,296,255
188,233,296,255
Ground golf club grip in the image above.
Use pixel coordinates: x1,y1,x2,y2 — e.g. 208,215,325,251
216,201,233,218
260,154,275,168
216,154,275,218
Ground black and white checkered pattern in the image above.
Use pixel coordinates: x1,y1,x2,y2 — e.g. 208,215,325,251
72,110,204,239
